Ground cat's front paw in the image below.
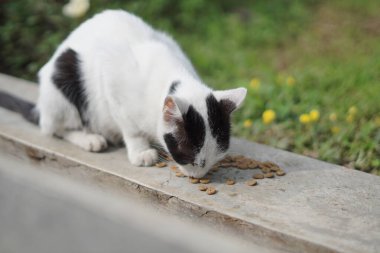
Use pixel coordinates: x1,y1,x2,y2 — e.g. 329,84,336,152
80,134,108,152
129,149,158,166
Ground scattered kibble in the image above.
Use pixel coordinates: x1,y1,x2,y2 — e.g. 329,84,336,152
253,173,265,179
158,152,286,195
235,155,245,160
170,165,178,171
249,161,258,169
175,171,185,177
246,179,257,186
206,187,217,195
258,163,270,169
226,179,235,185
223,155,233,162
155,162,167,168
264,172,274,178
198,185,208,191
237,161,249,169
220,162,232,168
200,178,210,184
190,177,200,184
213,155,286,179
270,166,280,172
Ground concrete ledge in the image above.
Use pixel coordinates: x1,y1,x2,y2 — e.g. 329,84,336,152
1,145,263,253
1,73,379,253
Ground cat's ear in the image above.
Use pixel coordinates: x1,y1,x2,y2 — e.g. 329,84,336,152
213,87,247,113
163,96,186,124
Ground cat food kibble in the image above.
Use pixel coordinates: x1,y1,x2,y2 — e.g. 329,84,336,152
155,162,167,168
198,185,208,191
234,155,245,160
214,155,286,180
220,162,232,168
264,172,274,178
199,178,210,184
223,155,233,162
175,171,185,177
170,165,178,171
253,173,265,179
190,177,200,184
206,187,217,195
258,162,270,169
166,153,286,193
249,161,258,169
237,161,249,169
226,179,235,185
246,179,257,186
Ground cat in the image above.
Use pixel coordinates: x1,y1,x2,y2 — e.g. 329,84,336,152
0,10,247,178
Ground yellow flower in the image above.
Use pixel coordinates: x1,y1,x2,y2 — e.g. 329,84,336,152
286,76,295,86
299,114,311,124
348,106,358,115
329,113,337,122
331,126,341,134
346,106,357,123
243,119,253,128
346,114,354,123
262,110,276,125
249,78,261,90
309,109,320,122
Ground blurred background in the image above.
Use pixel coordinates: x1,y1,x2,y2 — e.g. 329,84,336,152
0,0,379,174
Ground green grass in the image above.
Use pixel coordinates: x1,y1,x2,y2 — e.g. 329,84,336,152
1,0,379,174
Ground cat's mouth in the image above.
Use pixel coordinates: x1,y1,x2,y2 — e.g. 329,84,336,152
178,164,209,178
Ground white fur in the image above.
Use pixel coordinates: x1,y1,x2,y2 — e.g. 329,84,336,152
37,10,246,177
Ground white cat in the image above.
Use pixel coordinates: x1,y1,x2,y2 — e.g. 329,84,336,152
1,10,247,178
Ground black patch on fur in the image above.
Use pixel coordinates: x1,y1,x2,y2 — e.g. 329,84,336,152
182,105,206,153
52,48,88,125
163,105,205,165
169,80,180,94
164,133,194,165
0,91,39,125
206,94,234,152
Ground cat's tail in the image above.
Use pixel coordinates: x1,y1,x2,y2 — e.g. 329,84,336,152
0,91,39,125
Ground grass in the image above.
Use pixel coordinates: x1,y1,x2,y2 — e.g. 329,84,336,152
1,0,379,174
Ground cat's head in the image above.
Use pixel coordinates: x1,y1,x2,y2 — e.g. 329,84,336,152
162,87,247,178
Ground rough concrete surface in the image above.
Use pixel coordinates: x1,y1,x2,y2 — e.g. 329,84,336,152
1,73,380,253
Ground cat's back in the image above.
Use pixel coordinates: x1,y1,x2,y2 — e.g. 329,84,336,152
86,10,153,41
39,10,157,88
54,10,154,57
